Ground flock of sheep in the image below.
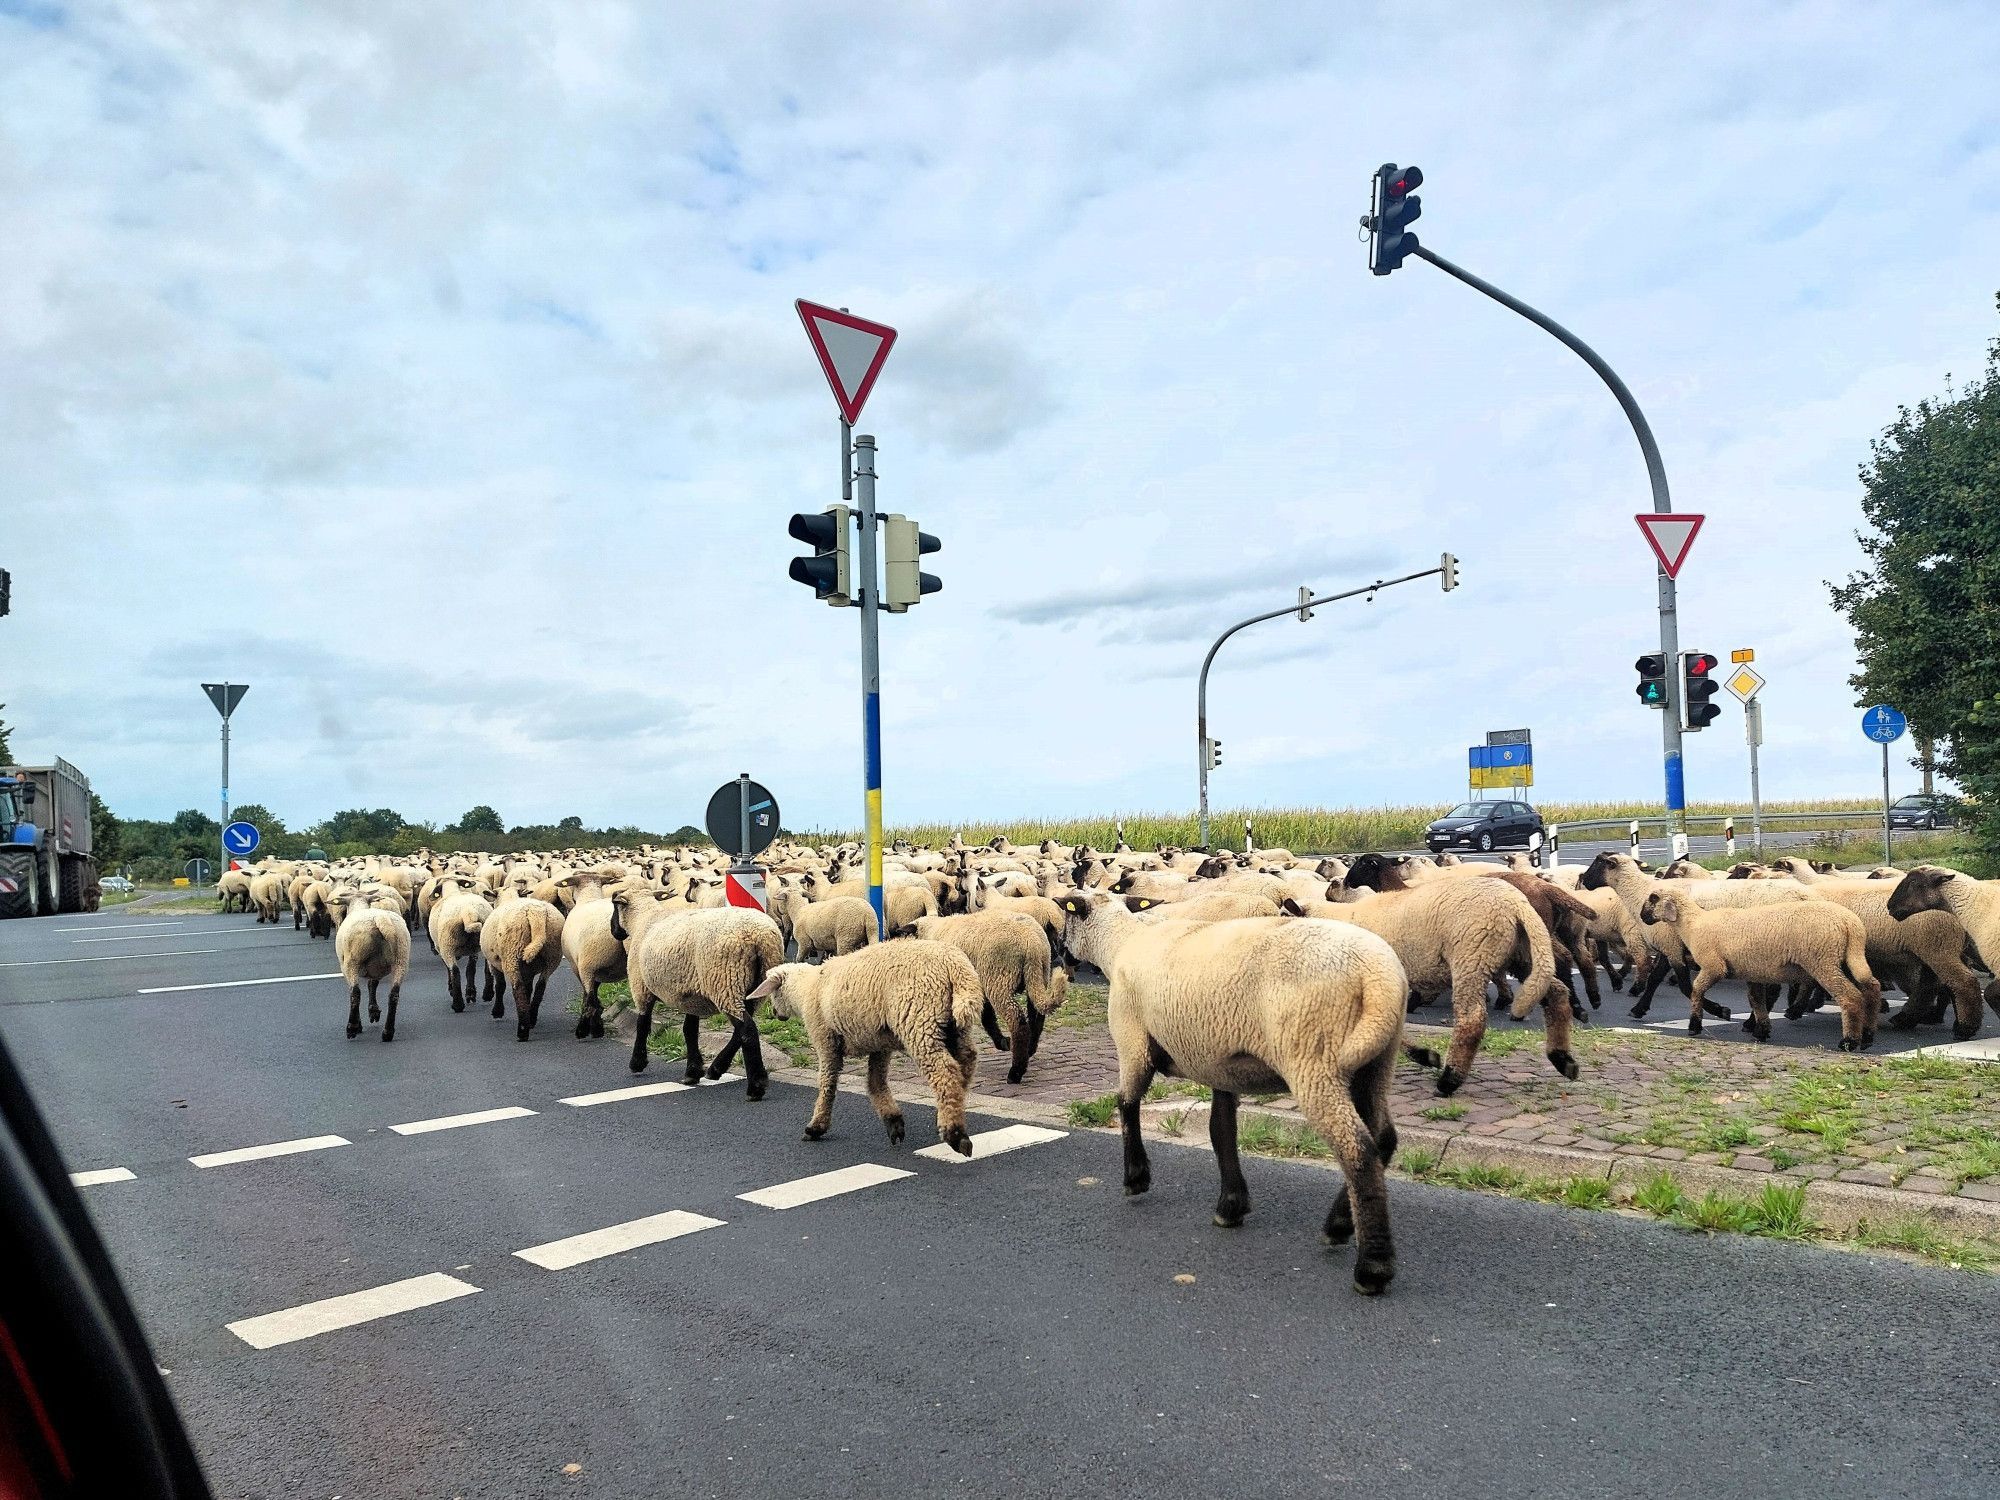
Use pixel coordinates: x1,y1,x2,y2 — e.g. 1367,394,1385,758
211,833,2000,1296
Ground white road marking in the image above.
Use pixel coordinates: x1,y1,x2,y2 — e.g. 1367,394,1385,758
0,948,274,971
139,972,343,994
70,1167,137,1187
227,1273,480,1350
514,1210,725,1270
54,921,187,932
389,1105,536,1136
915,1123,1068,1163
738,1162,913,1210
190,1134,350,1170
73,929,287,945
558,1081,692,1107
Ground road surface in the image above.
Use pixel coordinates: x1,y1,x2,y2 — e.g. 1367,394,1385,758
2,910,1995,1499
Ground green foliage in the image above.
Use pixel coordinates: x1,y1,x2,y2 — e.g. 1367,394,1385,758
1559,1177,1614,1210
1632,1172,1690,1219
1399,1146,1440,1177
0,703,11,765
1832,295,2000,860
452,805,505,835
1420,1102,1468,1122
88,791,121,867
1067,1093,1119,1128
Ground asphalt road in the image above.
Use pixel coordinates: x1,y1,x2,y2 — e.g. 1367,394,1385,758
2,910,1997,1499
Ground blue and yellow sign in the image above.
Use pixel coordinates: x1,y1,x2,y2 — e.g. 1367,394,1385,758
1467,743,1534,790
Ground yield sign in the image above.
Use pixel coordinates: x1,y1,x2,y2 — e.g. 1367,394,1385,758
1634,513,1705,579
796,300,897,424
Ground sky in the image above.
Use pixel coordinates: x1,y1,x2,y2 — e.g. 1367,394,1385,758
2,0,1997,834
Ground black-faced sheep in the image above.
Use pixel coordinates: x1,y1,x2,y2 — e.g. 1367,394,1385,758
428,890,493,1015
479,897,567,1041
330,888,412,1042
617,901,784,1098
911,911,1067,1083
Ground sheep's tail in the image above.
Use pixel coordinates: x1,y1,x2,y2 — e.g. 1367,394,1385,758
1507,905,1560,1021
939,959,984,1053
520,905,552,966
1337,961,1408,1078
1841,923,1883,1008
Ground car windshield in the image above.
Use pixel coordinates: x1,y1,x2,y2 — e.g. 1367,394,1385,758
1444,803,1484,818
1892,796,1932,809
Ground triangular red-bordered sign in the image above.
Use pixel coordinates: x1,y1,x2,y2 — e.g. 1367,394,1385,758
1635,513,1704,579
795,300,897,424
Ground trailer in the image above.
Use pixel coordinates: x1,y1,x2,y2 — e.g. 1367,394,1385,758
0,757,96,918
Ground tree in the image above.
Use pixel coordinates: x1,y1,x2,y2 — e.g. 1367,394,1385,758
319,808,406,846
1832,295,2000,855
453,805,505,835
228,803,285,836
559,814,584,832
0,703,11,765
89,791,121,869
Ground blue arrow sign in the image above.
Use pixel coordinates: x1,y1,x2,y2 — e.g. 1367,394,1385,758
222,821,261,856
1861,705,1907,744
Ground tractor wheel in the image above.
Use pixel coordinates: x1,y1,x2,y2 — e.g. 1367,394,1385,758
0,851,38,920
59,856,89,914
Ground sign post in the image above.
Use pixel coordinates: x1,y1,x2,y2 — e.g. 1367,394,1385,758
200,682,249,885
1725,661,1768,857
1862,705,1908,861
704,775,781,912
797,300,897,936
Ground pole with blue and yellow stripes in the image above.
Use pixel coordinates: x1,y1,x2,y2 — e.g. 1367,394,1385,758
852,431,886,938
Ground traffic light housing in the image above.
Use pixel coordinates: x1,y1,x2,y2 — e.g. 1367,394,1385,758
1203,737,1223,771
1680,651,1720,730
1439,551,1458,592
787,506,852,605
1368,163,1423,275
882,515,941,612
1635,653,1668,708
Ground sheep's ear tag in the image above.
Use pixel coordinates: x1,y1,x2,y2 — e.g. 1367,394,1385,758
1137,898,1154,909
1063,898,1080,913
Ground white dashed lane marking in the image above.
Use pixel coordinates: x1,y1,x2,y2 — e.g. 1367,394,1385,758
227,1273,481,1350
513,1210,725,1270
54,921,187,932
70,1167,137,1187
915,1123,1068,1163
738,1162,913,1210
1,949,282,971
559,1081,693,1107
388,1106,537,1137
139,972,342,993
72,929,290,946
190,1135,350,1170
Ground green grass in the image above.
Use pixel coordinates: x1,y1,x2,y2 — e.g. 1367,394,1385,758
1853,1219,1998,1272
1067,1093,1119,1128
96,887,145,907
1144,1079,1213,1103
1400,1146,1441,1178
1049,982,1108,1031
1237,1114,1333,1160
1632,1171,1690,1219
1560,1177,1615,1210
1420,1102,1468,1122
755,1014,815,1068
644,1011,733,1059
1695,829,1995,877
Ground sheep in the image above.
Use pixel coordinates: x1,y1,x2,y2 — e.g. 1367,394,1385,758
803,868,937,934
217,868,253,913
428,890,493,1014
1490,872,1603,1016
248,871,290,925
1887,867,2000,1030
330,888,412,1042
789,895,882,962
747,942,984,1155
1569,885,1653,994
478,897,567,1041
621,904,785,1097
1125,891,1286,924
911,911,1068,1083
968,892,1072,971
287,869,319,930
1639,891,1882,1048
1781,879,1984,1037
1339,853,1571,1093
1057,891,1407,1295
560,882,650,1039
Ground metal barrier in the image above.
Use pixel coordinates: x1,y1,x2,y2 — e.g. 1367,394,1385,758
1547,809,1887,864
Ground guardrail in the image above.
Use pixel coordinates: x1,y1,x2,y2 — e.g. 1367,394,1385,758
1545,809,1892,864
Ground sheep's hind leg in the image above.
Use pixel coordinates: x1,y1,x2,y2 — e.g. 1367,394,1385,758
1436,962,1490,1094
1297,1073,1394,1295
627,998,658,1073
680,1013,705,1085
367,977,381,1023
575,981,598,1039
1113,1037,1165,1196
1209,1090,1250,1227
979,1001,1009,1054
804,1036,846,1140
345,984,363,1039
447,963,465,1013
864,1050,901,1144
737,1021,768,1101
1002,998,1033,1085
489,968,507,1019
381,982,400,1043
913,1033,974,1156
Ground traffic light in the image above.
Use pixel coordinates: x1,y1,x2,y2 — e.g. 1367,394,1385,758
1368,163,1423,275
881,515,941,612
1203,737,1223,771
1680,651,1721,730
1440,552,1458,592
0,568,10,617
1634,653,1668,708
787,506,852,605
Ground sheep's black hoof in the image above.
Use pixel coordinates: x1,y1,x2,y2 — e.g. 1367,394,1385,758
369,1006,381,1022
1212,1194,1249,1228
1888,1007,1920,1032
1688,1016,1704,1037
490,1001,504,1019
1435,1066,1463,1096
1628,1001,1651,1019
1352,1256,1396,1296
745,1078,767,1102
883,1114,904,1145
1123,1168,1151,1197
345,1022,362,1039
1547,1049,1579,1080
589,1015,605,1038
1404,1046,1442,1070
1610,976,1627,993
1568,997,1589,1023
1752,1026,1771,1043
1954,1022,1980,1042
381,1026,395,1043
452,998,465,1014
704,1057,729,1080
1006,1063,1028,1085
515,1024,531,1042
628,1053,650,1075
942,1126,973,1157
574,1016,590,1039
1839,1037,1861,1052
804,1122,830,1141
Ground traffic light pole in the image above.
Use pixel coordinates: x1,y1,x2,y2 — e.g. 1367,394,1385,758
1409,245,1686,824
852,431,886,939
1197,562,1454,849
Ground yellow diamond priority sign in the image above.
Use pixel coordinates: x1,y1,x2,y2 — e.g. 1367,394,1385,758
1724,665,1766,703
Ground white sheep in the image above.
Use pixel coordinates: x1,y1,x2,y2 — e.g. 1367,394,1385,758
479,897,568,1041
1887,867,2000,1031
331,888,412,1042
428,890,493,1014
747,941,984,1155
1058,891,1407,1295
620,903,785,1097
911,911,1068,1083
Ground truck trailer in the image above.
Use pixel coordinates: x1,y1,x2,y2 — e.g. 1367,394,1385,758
0,757,97,918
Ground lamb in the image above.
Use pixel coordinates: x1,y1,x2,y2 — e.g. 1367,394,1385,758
1887,867,2000,1030
560,882,648,1039
1058,891,1407,1295
788,894,882,962
747,942,984,1155
1785,878,1983,1037
1569,885,1653,993
479,897,568,1041
911,911,1068,1083
1339,853,1571,1093
968,892,1072,971
1639,891,1882,1048
621,904,785,1098
428,890,493,1014
217,868,253,914
331,888,412,1042
248,871,290,924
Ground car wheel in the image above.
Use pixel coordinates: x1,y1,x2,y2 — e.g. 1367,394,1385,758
1923,815,1936,831
1477,832,1495,853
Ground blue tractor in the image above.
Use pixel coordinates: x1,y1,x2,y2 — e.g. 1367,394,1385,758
0,758,96,919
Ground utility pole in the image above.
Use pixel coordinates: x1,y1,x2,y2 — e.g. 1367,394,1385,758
853,433,885,937
200,682,248,875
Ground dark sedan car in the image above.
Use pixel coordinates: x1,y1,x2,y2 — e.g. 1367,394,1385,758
1425,800,1545,853
1888,794,1960,831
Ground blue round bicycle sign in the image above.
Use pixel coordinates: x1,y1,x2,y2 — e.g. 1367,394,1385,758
1861,705,1907,744
223,820,261,857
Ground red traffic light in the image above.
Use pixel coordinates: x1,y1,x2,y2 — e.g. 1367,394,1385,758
1684,653,1718,677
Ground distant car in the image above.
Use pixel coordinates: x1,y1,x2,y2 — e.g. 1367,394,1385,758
99,875,135,892
1888,794,1960,831
1425,800,1545,854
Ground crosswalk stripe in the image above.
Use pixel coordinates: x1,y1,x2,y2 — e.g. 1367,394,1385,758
558,1081,692,1107
389,1106,536,1136
70,1167,136,1187
190,1134,350,1169
139,972,342,993
227,1272,480,1350
514,1210,725,1270
914,1123,1067,1163
738,1162,913,1210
